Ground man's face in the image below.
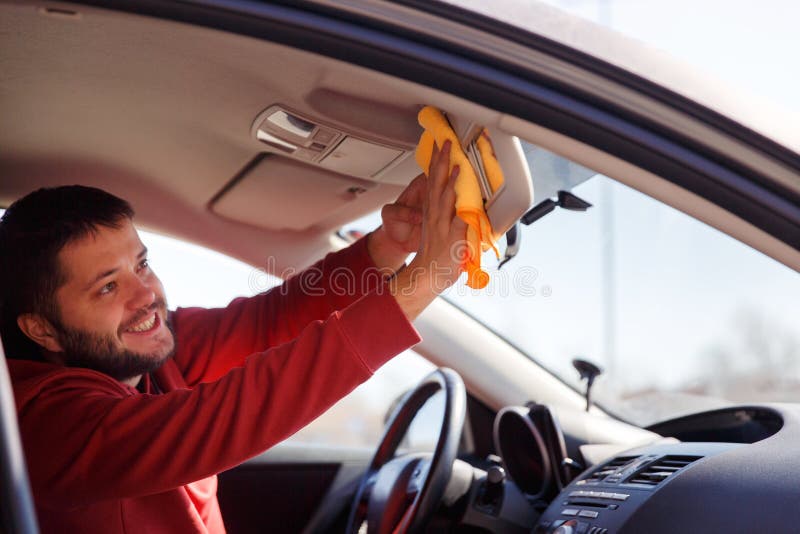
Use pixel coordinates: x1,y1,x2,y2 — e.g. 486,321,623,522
49,219,175,382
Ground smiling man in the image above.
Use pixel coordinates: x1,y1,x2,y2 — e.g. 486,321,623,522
23,215,175,386
1,144,464,533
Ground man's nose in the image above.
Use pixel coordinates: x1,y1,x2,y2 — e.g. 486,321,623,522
127,276,156,310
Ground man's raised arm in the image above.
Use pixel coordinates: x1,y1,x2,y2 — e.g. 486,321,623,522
173,144,460,384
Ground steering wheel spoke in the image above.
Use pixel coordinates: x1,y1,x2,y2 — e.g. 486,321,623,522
405,457,430,497
346,369,466,534
363,470,379,496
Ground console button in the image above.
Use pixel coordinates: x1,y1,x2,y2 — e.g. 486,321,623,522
562,509,579,516
578,510,599,519
313,129,337,144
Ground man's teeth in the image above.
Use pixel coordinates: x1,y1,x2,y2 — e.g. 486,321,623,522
128,315,156,333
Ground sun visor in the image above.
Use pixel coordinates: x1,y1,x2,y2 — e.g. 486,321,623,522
211,155,377,231
445,115,535,239
480,131,534,239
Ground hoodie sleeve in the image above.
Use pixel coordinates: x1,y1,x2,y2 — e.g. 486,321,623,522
172,236,393,386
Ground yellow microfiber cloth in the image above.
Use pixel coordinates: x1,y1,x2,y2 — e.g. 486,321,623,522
415,106,504,289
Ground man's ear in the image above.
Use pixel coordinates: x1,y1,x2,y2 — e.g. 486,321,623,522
17,313,64,353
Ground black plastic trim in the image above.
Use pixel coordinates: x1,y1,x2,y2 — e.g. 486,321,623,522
647,405,784,444
69,0,800,249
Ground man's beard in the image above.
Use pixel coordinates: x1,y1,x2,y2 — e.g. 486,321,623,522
51,301,175,382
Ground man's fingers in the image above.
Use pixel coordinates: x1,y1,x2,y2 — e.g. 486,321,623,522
429,140,452,205
381,203,422,224
436,164,458,232
397,173,427,205
449,215,468,238
443,164,459,214
429,142,440,176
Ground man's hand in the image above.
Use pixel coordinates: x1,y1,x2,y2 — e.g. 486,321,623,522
366,174,427,273
390,140,467,321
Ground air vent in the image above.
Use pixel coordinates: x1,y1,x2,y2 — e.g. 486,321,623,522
578,456,638,485
626,455,702,487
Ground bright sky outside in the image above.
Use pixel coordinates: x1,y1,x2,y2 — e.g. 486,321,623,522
537,0,800,116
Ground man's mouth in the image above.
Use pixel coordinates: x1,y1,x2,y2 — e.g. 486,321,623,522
125,313,160,334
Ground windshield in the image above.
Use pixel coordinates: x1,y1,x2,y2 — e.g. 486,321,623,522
447,0,800,152
443,142,800,426
534,0,799,117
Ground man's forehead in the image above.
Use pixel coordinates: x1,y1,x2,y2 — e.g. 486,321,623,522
58,221,144,285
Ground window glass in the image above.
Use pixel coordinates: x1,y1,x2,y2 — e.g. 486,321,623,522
287,350,438,448
140,230,275,308
440,143,800,426
535,0,800,116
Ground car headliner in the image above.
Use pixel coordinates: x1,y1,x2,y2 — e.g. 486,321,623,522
1,0,798,275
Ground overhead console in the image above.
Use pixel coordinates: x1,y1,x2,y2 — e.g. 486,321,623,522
210,103,415,232
251,105,407,180
211,100,533,236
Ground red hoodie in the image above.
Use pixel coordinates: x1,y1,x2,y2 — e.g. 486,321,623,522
8,238,420,533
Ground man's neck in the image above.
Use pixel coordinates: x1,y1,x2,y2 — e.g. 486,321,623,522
122,374,143,388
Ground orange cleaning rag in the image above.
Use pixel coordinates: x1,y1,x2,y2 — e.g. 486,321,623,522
415,106,504,289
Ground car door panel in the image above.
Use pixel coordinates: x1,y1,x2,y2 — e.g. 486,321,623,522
218,443,373,533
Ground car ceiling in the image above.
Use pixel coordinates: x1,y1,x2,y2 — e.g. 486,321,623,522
2,0,799,277
0,1,502,269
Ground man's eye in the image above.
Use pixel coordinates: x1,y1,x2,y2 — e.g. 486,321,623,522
100,281,117,295
138,259,149,271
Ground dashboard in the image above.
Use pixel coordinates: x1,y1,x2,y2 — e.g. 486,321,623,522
487,403,800,533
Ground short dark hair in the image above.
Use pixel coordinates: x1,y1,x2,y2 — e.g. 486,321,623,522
0,186,134,359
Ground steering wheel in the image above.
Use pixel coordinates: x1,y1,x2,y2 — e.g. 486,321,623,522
346,367,466,534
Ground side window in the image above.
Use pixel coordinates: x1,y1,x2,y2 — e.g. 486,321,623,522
442,141,800,426
285,349,437,448
139,229,439,447
140,230,278,308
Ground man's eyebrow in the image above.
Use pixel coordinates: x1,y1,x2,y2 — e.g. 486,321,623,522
83,247,148,291
85,267,118,291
